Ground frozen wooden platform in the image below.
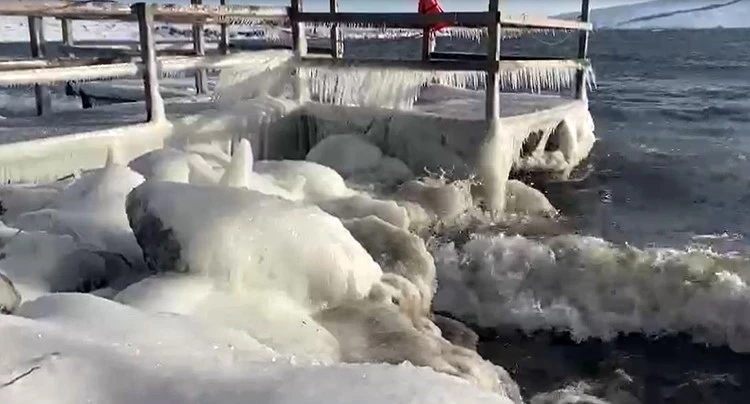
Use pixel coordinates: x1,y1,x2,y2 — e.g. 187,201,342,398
0,98,214,145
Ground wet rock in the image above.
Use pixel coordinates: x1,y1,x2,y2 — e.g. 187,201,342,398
434,314,479,351
0,271,21,314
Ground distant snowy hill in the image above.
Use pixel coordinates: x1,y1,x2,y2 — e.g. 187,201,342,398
556,0,750,29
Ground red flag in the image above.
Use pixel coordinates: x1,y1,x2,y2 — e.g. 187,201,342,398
418,0,449,32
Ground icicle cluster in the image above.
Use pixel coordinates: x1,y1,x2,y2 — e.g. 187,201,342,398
303,23,573,42
497,60,589,93
212,51,296,104
296,62,593,110
298,67,487,110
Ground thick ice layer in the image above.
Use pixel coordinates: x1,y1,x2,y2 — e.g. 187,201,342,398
300,88,596,183
433,233,750,352
0,158,149,299
0,293,516,404
11,156,145,265
115,274,342,360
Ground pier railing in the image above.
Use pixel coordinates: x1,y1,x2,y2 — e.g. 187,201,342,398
0,0,592,123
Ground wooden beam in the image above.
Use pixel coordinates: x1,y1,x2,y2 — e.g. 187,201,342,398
219,0,230,55
298,56,489,71
430,52,579,62
297,11,490,28
295,12,592,31
329,0,343,59
28,16,51,116
132,3,162,122
0,63,139,87
575,0,591,100
191,0,208,95
0,3,290,24
500,15,592,31
485,0,500,122
0,56,134,72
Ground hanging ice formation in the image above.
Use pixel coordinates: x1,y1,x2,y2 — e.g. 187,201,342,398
296,61,594,110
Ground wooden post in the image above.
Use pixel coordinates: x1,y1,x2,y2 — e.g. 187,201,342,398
219,0,229,55
61,18,74,51
191,0,208,94
485,1,501,122
291,0,308,102
28,16,50,116
61,18,77,101
132,3,162,122
575,0,591,100
329,0,343,58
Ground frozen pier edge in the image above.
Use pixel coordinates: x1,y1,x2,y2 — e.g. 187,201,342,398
0,0,595,188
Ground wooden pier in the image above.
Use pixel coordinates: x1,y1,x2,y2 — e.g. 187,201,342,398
0,0,592,122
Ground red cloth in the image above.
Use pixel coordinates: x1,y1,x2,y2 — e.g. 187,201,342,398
418,0,449,32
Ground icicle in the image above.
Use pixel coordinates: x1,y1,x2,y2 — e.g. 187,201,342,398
219,138,253,188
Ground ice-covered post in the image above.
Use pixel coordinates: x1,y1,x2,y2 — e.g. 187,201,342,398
191,0,209,94
485,0,501,121
219,0,230,55
575,0,591,100
28,16,50,116
61,18,77,98
291,0,308,101
329,0,343,58
133,3,164,122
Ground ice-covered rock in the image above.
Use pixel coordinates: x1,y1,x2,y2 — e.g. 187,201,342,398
126,180,382,312
342,216,436,313
307,134,384,177
318,194,411,229
505,180,558,217
433,314,479,351
316,297,521,400
254,159,354,202
129,147,221,185
12,157,145,266
307,134,414,188
397,177,474,222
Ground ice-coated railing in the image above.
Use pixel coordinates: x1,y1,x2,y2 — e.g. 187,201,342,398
0,0,592,123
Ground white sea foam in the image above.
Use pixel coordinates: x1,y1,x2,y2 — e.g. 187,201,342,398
433,233,750,352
